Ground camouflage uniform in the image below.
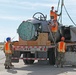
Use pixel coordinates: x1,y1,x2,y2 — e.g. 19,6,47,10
4,43,13,69
56,52,65,67
56,39,66,68
5,54,12,67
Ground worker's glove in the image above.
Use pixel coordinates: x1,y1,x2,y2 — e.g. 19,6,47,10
55,10,58,12
48,22,51,25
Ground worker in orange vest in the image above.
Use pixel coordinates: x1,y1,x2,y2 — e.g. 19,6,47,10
56,37,66,68
50,6,61,21
50,6,55,20
49,20,58,43
49,6,61,43
4,37,14,69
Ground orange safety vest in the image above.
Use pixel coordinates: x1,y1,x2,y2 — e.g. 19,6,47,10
50,11,58,20
50,11,55,19
51,21,58,32
58,41,66,52
4,42,12,54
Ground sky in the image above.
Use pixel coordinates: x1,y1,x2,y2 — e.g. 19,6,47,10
0,0,76,42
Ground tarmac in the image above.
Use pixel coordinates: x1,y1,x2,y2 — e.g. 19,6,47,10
0,50,76,75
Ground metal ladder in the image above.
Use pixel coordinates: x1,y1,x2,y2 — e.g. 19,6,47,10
47,24,57,60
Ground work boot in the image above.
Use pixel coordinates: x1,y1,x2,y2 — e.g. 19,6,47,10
5,66,12,69
5,66,8,69
8,66,12,69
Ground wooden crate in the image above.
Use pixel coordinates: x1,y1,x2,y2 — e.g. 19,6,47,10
37,33,48,45
19,33,49,46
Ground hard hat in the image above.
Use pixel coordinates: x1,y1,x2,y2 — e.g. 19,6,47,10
6,37,11,41
61,37,65,41
51,6,54,9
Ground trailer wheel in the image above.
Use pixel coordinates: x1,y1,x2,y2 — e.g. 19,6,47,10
48,48,55,65
23,52,34,64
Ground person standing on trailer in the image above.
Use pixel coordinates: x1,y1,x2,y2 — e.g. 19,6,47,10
49,6,61,43
50,6,61,21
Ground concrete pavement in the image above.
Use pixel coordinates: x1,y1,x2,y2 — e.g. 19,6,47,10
0,50,76,75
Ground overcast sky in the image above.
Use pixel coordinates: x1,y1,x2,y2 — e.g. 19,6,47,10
0,0,76,42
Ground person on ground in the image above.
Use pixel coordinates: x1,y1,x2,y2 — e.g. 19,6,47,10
4,37,14,69
56,37,66,68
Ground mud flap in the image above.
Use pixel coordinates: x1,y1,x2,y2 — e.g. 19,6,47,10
48,48,55,65
11,51,20,63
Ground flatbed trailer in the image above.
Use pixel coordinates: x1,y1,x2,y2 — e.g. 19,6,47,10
12,42,76,66
12,44,55,64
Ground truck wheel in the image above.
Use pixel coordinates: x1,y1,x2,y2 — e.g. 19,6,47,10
23,52,34,64
48,48,55,65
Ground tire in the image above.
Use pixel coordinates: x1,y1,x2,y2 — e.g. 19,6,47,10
23,52,34,64
48,48,55,65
